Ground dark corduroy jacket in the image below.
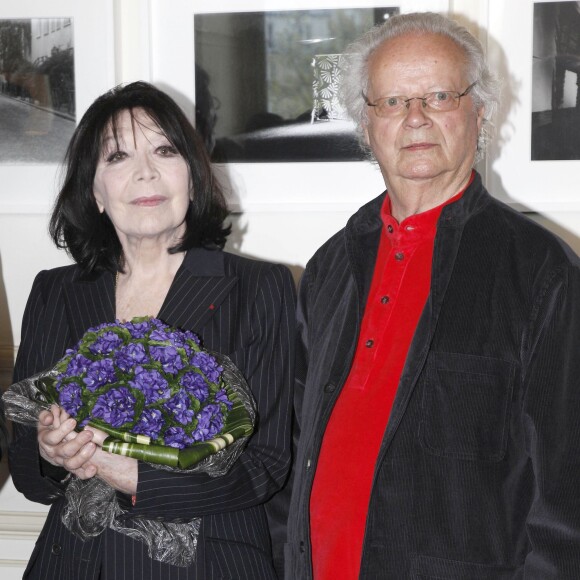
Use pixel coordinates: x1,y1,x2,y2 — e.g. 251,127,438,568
286,172,580,579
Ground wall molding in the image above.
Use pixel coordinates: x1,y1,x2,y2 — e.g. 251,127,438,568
0,558,28,568
0,511,47,538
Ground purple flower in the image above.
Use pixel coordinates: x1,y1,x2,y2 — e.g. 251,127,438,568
125,320,151,339
87,321,117,333
183,330,201,345
151,318,170,331
129,366,170,403
164,426,194,449
150,345,185,374
191,352,222,383
92,387,136,427
83,358,117,391
180,372,209,401
132,408,165,439
215,388,233,410
150,328,172,342
115,343,148,372
164,391,195,425
58,382,83,416
192,403,224,441
88,331,124,355
65,354,92,377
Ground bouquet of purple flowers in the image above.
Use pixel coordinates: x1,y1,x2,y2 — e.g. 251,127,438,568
3,317,255,566
5,316,255,470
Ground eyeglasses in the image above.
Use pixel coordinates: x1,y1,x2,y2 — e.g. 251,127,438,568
364,81,477,117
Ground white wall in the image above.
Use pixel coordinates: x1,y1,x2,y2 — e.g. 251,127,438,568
3,0,580,575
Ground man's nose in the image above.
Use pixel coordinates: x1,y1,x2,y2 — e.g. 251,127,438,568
403,98,431,125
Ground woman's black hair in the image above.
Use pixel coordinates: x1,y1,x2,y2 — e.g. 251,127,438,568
49,81,231,275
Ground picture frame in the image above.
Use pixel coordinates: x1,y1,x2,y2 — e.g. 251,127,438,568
486,0,580,211
0,0,115,214
149,0,450,213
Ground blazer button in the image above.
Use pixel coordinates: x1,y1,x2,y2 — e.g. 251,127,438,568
299,541,305,553
51,543,62,555
323,383,336,393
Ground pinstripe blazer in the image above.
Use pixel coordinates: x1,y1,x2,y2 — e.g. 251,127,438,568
9,247,296,580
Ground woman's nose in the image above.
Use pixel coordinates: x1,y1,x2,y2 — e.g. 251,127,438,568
135,154,159,180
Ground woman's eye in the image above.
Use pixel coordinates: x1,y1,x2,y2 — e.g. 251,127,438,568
157,145,178,156
105,151,127,163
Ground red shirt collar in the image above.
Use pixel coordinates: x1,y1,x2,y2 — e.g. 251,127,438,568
381,170,475,242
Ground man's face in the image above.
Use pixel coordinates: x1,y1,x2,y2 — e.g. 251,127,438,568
363,32,484,191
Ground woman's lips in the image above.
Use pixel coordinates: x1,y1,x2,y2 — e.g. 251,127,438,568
131,196,167,207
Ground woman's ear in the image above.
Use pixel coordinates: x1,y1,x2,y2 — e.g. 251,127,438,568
93,191,105,214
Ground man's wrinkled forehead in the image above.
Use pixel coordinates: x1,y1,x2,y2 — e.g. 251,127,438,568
366,32,469,91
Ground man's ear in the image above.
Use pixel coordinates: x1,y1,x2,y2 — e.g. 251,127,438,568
363,124,371,147
476,106,485,132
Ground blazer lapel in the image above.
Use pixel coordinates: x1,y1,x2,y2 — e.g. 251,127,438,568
158,248,238,332
61,248,237,342
62,271,116,344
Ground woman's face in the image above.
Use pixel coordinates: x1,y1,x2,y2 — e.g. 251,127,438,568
93,108,191,248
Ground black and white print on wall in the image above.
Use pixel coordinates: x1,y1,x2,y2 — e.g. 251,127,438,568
194,7,398,163
532,1,580,160
0,18,75,164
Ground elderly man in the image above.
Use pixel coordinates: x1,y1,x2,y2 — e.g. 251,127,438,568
286,11,580,579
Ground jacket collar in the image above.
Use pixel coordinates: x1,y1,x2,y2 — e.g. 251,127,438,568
347,170,490,235
63,248,237,343
437,171,491,228
158,248,238,331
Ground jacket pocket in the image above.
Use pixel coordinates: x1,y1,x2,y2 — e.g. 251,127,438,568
411,554,517,579
419,352,515,462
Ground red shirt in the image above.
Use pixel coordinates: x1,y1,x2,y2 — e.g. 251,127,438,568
310,184,469,579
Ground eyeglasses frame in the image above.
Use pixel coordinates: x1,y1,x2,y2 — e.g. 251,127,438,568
364,81,478,117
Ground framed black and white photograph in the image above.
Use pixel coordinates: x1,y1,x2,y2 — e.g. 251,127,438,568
531,1,580,161
0,17,75,164
150,0,450,213
487,0,580,211
194,7,399,163
0,0,114,214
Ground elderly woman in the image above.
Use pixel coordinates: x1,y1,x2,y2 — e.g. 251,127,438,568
9,81,295,580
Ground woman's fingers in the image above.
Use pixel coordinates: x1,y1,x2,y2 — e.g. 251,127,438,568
60,436,97,471
37,407,97,469
83,426,109,446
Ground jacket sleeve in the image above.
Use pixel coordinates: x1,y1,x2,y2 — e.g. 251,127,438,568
8,271,70,505
522,265,580,577
131,264,296,521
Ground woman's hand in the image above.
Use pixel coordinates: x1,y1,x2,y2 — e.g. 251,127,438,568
37,404,98,479
85,427,138,495
37,408,138,493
